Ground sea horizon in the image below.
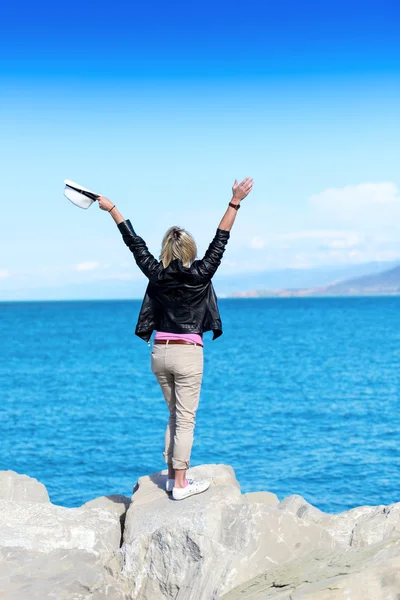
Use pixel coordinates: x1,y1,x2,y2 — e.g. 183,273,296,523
1,294,400,303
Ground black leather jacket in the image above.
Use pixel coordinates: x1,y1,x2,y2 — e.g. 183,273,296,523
118,220,230,343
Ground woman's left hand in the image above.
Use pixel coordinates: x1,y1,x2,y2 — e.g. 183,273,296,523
98,196,115,212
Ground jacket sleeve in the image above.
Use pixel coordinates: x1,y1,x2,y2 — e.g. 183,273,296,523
194,228,230,281
118,219,160,279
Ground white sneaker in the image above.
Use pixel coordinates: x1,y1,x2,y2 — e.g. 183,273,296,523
166,478,175,493
166,476,193,493
172,479,210,501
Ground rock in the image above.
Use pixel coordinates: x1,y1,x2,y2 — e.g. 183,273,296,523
221,537,400,599
0,470,50,503
278,494,327,522
83,494,131,545
121,464,341,600
83,494,131,521
223,495,400,599
350,503,400,548
278,494,400,549
244,491,279,507
3,464,400,600
0,547,129,600
0,481,128,599
0,498,121,557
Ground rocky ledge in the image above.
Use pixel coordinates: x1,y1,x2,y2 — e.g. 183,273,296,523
0,465,399,600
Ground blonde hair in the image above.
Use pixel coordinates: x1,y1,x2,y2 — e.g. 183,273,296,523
160,226,197,268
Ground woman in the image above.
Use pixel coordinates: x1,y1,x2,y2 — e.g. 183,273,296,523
98,177,253,500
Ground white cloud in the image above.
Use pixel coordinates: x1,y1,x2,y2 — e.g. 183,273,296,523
0,269,9,279
91,272,141,281
309,182,400,223
274,230,361,248
326,232,362,249
74,260,143,280
225,182,400,272
255,182,400,269
75,261,101,271
250,236,266,249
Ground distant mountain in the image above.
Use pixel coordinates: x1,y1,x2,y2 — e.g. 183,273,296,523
2,261,399,302
216,260,399,297
314,264,400,296
230,263,400,298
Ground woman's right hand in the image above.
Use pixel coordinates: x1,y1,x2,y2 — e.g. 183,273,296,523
232,177,254,202
98,196,115,212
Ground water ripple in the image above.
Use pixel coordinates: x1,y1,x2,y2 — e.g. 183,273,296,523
1,297,400,512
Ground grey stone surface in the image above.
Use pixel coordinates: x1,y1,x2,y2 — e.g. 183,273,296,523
244,491,280,506
221,537,400,600
83,494,131,520
83,493,131,545
0,498,121,556
0,470,50,503
278,493,400,548
0,547,129,600
2,465,400,600
121,464,340,600
223,494,400,599
0,479,128,599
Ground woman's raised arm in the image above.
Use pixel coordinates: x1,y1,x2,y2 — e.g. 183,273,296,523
98,196,125,225
194,177,254,281
98,196,161,279
218,177,253,231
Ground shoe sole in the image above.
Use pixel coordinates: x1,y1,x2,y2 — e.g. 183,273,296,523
172,485,210,501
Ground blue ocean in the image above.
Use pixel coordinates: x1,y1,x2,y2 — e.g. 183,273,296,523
1,298,399,513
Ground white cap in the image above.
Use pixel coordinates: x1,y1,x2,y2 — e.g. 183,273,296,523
64,179,100,209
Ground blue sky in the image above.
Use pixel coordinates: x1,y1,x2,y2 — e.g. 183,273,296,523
1,0,400,299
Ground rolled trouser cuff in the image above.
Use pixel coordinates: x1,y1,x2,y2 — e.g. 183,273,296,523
172,458,190,470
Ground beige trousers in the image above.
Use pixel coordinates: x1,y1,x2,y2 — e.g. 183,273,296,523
151,343,204,470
